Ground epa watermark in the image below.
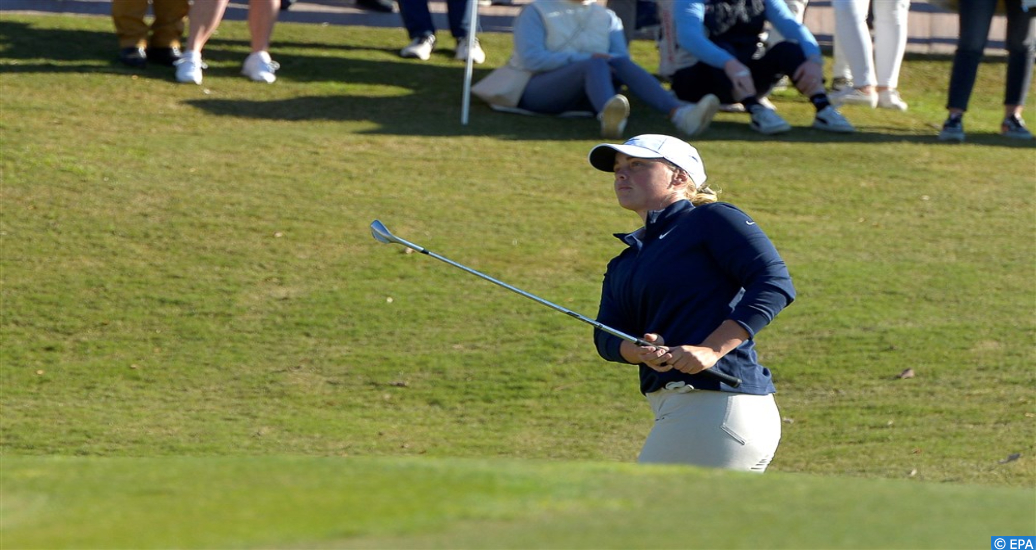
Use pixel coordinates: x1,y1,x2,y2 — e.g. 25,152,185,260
992,536,1035,550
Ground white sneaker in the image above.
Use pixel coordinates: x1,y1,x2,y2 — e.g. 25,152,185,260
749,105,791,134
829,76,853,92
813,105,855,133
599,94,629,139
671,94,719,137
241,51,279,83
829,87,878,108
174,50,205,84
455,37,485,64
400,35,435,60
877,89,908,111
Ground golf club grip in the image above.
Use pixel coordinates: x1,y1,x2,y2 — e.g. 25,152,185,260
633,338,743,388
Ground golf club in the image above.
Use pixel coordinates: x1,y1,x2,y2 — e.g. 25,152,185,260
369,220,742,388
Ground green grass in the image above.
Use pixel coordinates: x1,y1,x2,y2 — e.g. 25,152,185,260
3,455,1034,549
1,12,1035,549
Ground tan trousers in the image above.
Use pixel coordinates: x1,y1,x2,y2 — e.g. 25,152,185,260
638,387,782,472
112,0,189,49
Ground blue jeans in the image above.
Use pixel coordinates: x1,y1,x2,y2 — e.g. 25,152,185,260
947,0,1036,111
398,0,473,40
518,56,680,115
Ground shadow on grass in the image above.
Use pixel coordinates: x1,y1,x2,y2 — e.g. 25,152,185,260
2,19,1032,146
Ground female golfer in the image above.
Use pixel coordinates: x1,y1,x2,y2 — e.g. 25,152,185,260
588,134,795,472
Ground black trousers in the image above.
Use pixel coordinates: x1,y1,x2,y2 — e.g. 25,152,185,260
670,41,807,104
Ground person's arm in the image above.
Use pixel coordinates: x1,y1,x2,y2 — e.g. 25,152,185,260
765,0,821,61
606,10,629,57
594,260,637,364
617,320,750,375
704,204,795,339
513,5,593,71
672,0,756,99
672,0,735,69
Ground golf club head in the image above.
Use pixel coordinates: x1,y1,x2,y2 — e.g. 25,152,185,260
370,220,396,245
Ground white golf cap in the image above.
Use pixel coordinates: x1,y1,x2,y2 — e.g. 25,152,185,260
588,134,707,188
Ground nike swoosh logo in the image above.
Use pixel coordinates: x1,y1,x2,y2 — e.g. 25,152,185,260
745,221,756,225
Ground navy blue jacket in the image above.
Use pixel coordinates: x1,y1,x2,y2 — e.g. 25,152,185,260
594,200,795,395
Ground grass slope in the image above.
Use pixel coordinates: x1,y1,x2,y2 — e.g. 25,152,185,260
1,12,1035,548
3,455,1034,549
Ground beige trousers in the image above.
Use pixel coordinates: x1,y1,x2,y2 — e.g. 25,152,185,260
639,386,782,472
112,0,189,49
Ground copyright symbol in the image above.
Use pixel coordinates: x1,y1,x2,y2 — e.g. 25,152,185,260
993,537,1006,550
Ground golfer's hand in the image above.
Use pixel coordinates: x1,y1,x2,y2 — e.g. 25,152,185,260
636,333,674,372
665,345,721,375
724,59,755,101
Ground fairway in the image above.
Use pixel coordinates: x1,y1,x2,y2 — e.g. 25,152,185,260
1,10,1034,549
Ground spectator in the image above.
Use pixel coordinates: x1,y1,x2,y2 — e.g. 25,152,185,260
939,0,1036,142
503,0,720,139
111,0,189,68
175,0,281,85
829,0,911,111
658,0,855,134
397,0,485,63
588,134,794,470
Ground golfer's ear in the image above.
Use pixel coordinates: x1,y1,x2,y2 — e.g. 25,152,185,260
671,169,691,188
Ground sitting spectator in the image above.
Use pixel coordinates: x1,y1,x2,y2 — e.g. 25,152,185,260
175,0,281,84
503,0,721,139
830,0,912,111
657,0,854,134
939,0,1036,142
111,0,189,68
397,0,485,63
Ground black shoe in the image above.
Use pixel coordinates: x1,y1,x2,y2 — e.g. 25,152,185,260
280,0,296,10
118,46,147,68
146,46,182,67
356,0,395,13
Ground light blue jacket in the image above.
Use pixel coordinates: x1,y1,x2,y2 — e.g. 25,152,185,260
673,0,821,69
512,0,628,72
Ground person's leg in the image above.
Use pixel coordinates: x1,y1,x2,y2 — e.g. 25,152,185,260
999,0,1035,137
1002,0,1035,114
446,0,470,39
112,0,149,50
671,63,734,104
247,0,279,53
831,33,852,87
608,57,681,114
240,0,281,82
398,0,435,39
518,58,614,114
873,0,909,90
183,0,233,53
638,389,782,472
831,0,877,101
149,0,190,50
748,41,806,98
946,0,996,114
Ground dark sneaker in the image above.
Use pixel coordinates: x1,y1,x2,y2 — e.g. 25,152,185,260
146,46,182,66
939,116,964,143
118,46,147,68
1001,115,1034,140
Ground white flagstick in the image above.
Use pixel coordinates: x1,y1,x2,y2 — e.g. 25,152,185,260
460,0,479,125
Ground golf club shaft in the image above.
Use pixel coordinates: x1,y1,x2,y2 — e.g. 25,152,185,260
371,221,741,388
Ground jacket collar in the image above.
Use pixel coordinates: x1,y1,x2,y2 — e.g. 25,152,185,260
614,199,693,249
